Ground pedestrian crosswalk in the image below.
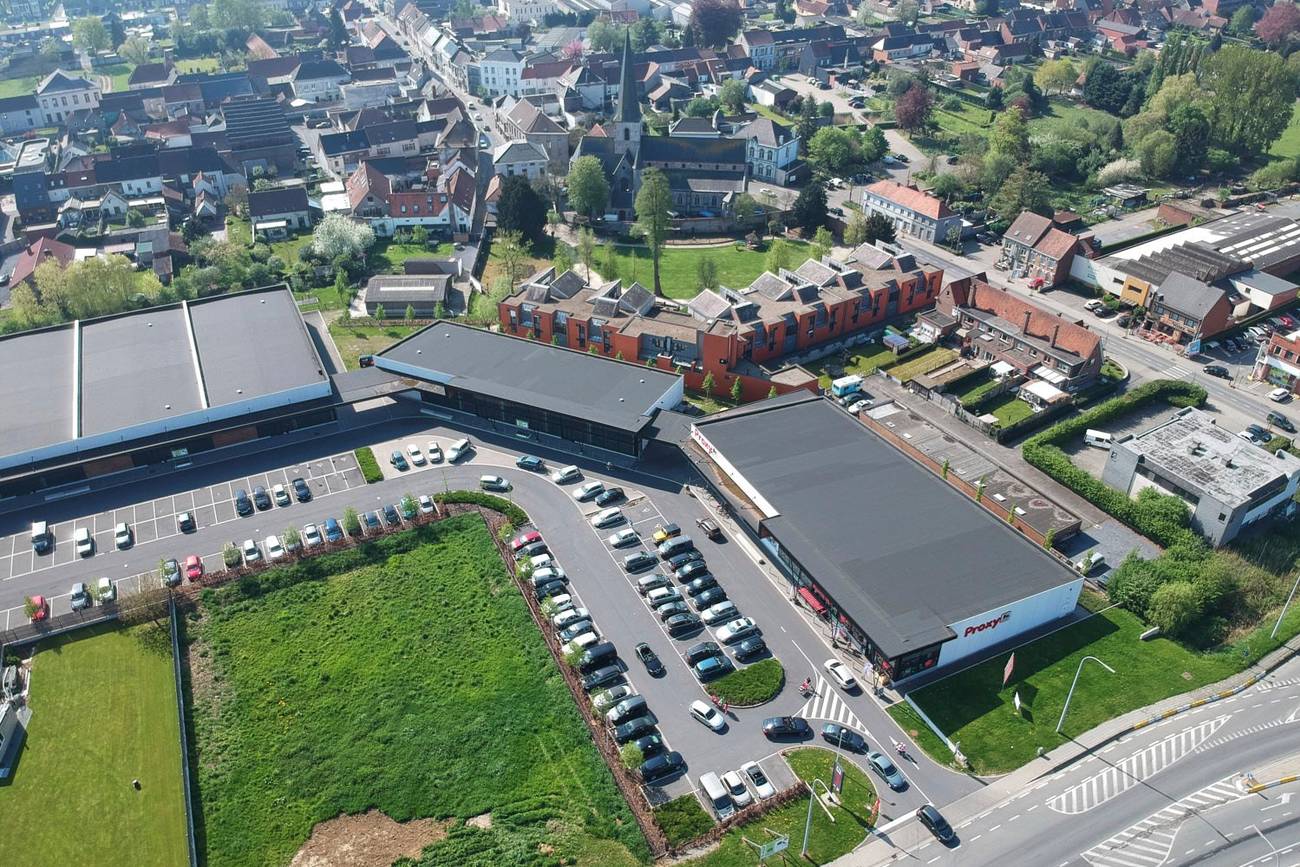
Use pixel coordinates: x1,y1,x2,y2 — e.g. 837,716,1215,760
797,675,866,731
1081,777,1242,867
1049,716,1227,815
1161,364,1193,381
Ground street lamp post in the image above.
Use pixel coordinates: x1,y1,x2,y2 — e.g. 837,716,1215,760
801,778,836,858
1056,655,1116,734
1271,569,1300,639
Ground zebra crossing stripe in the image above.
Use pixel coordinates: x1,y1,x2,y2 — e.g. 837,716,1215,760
1079,774,1245,867
797,676,865,731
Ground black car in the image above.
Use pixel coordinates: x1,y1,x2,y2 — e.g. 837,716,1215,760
515,455,545,471
1268,411,1297,433
383,504,402,526
822,723,867,752
234,489,254,516
632,733,665,758
177,512,196,532
667,550,704,570
675,561,709,582
623,551,657,573
685,640,722,666
763,716,811,739
917,805,956,845
733,637,767,660
657,601,691,622
636,642,666,677
291,477,312,502
535,580,568,601
614,714,659,744
252,486,272,511
364,511,382,533
1203,364,1231,379
594,487,625,507
666,613,703,637
692,587,728,611
639,751,685,783
686,575,719,597
582,665,624,691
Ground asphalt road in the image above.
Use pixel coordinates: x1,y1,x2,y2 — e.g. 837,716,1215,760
843,663,1300,866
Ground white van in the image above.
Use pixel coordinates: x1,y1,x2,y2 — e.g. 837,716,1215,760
447,438,472,462
646,586,682,607
699,772,735,819
1084,429,1113,449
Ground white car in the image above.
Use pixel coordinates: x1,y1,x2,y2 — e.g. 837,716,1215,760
427,442,443,463
716,617,758,644
591,508,624,528
418,494,436,514
551,465,582,483
242,538,261,563
575,481,605,501
96,576,117,603
824,658,859,691
847,399,873,414
480,474,511,492
552,607,590,629
689,699,726,732
607,527,639,547
265,535,286,559
741,761,776,799
721,770,754,808
1270,387,1292,403
546,593,573,610
592,685,634,710
406,443,426,465
1083,298,1105,312
114,521,132,549
74,526,94,557
302,523,323,547
563,631,600,655
272,483,291,506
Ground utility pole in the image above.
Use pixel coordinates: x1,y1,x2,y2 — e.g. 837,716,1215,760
1056,655,1116,734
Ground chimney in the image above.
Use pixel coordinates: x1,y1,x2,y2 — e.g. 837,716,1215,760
1023,310,1032,333
1051,324,1060,347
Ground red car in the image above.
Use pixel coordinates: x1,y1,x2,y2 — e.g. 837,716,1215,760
29,595,48,622
510,530,542,553
184,555,204,581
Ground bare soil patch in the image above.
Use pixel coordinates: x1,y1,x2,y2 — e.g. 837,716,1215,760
290,810,450,867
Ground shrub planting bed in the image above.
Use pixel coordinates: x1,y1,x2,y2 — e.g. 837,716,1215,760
353,445,383,483
709,658,785,706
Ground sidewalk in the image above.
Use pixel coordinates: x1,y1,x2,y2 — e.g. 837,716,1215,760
835,631,1300,865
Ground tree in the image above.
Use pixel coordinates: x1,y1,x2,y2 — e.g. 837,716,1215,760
72,17,110,53
685,95,720,117
791,184,828,232
985,87,1004,110
991,166,1051,219
576,227,597,280
945,223,962,251
843,209,868,247
893,83,933,136
210,0,268,30
7,283,52,330
818,101,834,119
282,526,301,553
701,371,716,393
634,168,672,296
765,238,792,272
118,586,171,628
689,0,742,47
1148,581,1200,637
587,19,620,53
553,245,574,274
813,226,834,259
496,176,547,246
1230,4,1257,35
1203,44,1298,156
930,173,964,201
404,304,416,321
342,507,361,537
311,213,375,260
1168,104,1210,174
411,225,429,246
719,78,747,114
730,377,742,402
797,96,820,146
329,5,349,48
1257,2,1300,46
619,742,645,770
118,35,152,66
987,105,1031,162
808,127,860,174
630,16,663,51
1034,58,1077,96
1136,130,1178,178
863,213,896,245
861,126,888,163
896,0,920,25
696,256,719,289
494,230,531,289
566,155,611,219
1082,62,1132,115
374,303,387,321
732,192,757,226
125,208,147,228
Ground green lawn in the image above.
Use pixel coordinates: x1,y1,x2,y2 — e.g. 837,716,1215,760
682,748,877,866
329,322,422,368
931,101,996,137
806,344,899,389
0,75,39,98
369,239,455,274
0,625,188,867
175,56,221,74
1270,102,1300,162
684,390,742,414
983,394,1036,426
885,347,958,383
953,370,1000,406
190,515,647,867
605,241,814,299
1028,98,1117,139
225,216,252,247
268,231,314,266
891,605,1254,774
100,63,134,92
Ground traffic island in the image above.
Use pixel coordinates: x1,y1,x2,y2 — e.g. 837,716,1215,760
709,658,785,707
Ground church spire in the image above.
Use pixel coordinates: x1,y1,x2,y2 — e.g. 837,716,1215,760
617,28,641,125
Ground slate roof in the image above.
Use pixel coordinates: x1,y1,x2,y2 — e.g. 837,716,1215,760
249,187,310,218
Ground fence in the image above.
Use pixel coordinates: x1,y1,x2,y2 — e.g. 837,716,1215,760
169,595,199,867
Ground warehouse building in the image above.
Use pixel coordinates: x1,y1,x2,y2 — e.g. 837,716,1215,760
373,321,684,460
688,392,1082,684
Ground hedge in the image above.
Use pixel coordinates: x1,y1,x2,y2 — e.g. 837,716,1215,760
434,490,529,526
710,658,785,706
354,446,383,484
1021,380,1207,548
656,795,715,848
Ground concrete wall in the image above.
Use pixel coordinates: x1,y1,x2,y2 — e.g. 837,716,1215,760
936,577,1084,667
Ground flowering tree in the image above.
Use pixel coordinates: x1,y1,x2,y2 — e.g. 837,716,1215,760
310,213,376,261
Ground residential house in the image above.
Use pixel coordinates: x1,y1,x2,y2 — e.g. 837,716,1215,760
249,186,314,239
738,26,845,71
36,70,100,126
736,117,800,185
497,0,560,22
497,96,569,169
478,47,526,97
1000,211,1086,288
344,161,475,236
0,95,39,135
1144,272,1233,344
493,140,548,179
8,236,75,286
1253,328,1300,396
292,60,351,101
364,273,452,317
863,180,962,245
127,62,176,91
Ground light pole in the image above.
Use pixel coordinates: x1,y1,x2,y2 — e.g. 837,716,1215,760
801,778,836,858
1056,655,1116,734
1271,569,1300,639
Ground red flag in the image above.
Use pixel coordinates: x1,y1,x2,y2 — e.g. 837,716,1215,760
1002,652,1015,687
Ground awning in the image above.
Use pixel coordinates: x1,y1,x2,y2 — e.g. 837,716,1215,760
991,360,1015,377
1034,365,1068,385
798,586,827,615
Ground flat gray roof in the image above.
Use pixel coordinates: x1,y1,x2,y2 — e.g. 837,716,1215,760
0,326,75,456
80,305,204,436
694,393,1077,657
188,288,327,409
378,321,681,432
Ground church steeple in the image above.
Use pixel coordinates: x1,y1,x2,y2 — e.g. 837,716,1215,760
613,28,642,155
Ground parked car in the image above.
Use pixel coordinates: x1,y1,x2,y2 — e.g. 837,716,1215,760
364,511,382,533
480,475,511,492
824,659,859,691
717,617,757,644
160,558,182,586
821,723,867,752
868,751,907,790
614,714,659,743
637,573,671,596
633,733,665,757
692,587,728,611
1270,387,1292,403
1268,412,1297,433
323,518,343,542
265,535,286,560
721,771,754,808
390,450,409,471
675,560,709,581
624,551,657,572
69,582,92,611
657,601,692,622
427,442,443,463
575,481,605,501
406,443,426,466
272,483,291,506
114,522,132,549
591,508,624,528
917,805,956,844
696,517,723,541
652,523,682,543
252,486,272,510
636,642,666,677
667,550,704,570
234,489,254,516
1203,364,1230,379
689,700,726,731
512,530,543,552
291,477,312,502
686,640,722,666
516,454,545,471
686,575,719,597
702,600,739,625
741,762,776,799
640,751,685,782
552,607,591,629
592,684,634,710
97,576,117,603
733,637,767,660
418,494,436,514
666,613,703,637
693,654,733,681
581,665,624,692
184,555,204,580
608,527,639,547
606,695,649,725
400,498,417,520
28,595,48,622
535,580,568,601
74,526,94,557
177,511,196,532
241,539,261,564
383,504,402,526
595,487,625,507
551,465,582,483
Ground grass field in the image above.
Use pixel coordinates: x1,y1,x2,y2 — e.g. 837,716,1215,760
890,605,1252,774
370,239,455,273
931,100,996,137
682,748,877,866
605,240,814,299
176,56,221,74
189,515,647,867
0,625,188,867
806,344,898,388
885,347,958,383
983,394,1036,426
0,75,39,98
1028,98,1117,139
101,63,133,92
329,322,422,368
1270,103,1300,162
